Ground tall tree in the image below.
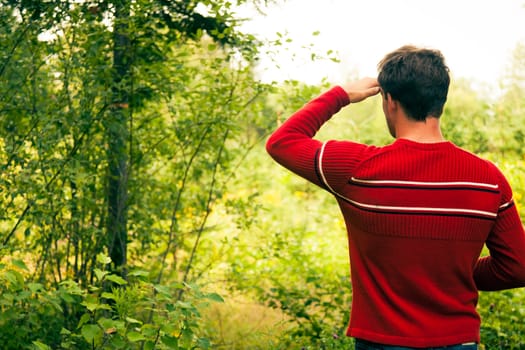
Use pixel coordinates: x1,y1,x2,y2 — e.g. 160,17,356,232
0,0,273,283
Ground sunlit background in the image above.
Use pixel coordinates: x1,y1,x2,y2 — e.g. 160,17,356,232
240,0,525,93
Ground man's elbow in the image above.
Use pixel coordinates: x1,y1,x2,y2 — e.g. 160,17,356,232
477,256,525,290
512,260,525,287
503,258,525,288
265,134,280,158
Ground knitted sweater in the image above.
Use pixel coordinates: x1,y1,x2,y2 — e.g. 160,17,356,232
265,86,525,347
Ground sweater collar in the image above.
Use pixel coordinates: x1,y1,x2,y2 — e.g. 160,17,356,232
394,138,454,150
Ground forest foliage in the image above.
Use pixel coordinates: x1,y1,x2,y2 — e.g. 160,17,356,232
1,1,525,349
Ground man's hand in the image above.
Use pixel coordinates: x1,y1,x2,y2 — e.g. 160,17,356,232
343,77,381,103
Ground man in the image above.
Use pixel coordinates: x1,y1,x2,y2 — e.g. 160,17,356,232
265,45,525,349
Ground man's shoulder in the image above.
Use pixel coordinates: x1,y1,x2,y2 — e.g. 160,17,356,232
450,143,496,166
449,143,509,183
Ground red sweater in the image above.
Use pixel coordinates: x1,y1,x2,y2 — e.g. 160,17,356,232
266,86,525,347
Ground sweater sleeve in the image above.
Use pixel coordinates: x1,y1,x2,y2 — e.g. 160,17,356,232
473,170,525,291
265,86,351,188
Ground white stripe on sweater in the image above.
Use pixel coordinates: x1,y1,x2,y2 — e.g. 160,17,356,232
317,141,499,218
350,177,499,190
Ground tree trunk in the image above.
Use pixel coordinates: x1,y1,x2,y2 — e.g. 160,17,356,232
106,0,131,275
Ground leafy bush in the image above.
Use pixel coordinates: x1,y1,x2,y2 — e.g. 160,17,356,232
0,260,65,349
479,289,525,349
0,254,223,350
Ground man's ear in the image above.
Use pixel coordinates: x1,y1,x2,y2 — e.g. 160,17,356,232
386,93,399,111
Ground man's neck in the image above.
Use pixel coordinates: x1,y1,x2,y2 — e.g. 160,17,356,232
395,116,445,143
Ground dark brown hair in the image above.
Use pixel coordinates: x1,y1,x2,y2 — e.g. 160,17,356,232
377,45,450,121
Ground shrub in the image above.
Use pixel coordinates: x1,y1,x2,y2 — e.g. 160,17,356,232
479,289,525,349
0,254,223,349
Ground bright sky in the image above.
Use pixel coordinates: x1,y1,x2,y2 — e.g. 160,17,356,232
239,0,525,90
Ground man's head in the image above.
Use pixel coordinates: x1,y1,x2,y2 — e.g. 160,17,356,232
377,45,450,121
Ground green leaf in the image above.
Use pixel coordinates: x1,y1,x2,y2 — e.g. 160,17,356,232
141,324,158,338
32,341,51,350
205,292,224,303
127,331,146,342
160,317,179,334
96,253,112,265
101,292,116,300
59,280,83,295
181,328,193,346
197,337,211,349
82,301,111,312
12,259,28,271
97,317,117,331
59,292,75,304
82,301,99,312
105,274,127,285
154,284,172,296
78,313,91,329
4,270,24,289
176,300,194,309
81,324,102,343
125,316,143,325
129,269,149,278
144,341,155,350
27,282,44,293
94,268,108,281
171,282,185,290
161,335,179,349
110,336,126,347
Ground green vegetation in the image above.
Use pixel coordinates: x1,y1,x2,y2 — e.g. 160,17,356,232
1,1,525,349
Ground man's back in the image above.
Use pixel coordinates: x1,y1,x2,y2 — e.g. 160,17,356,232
324,138,507,346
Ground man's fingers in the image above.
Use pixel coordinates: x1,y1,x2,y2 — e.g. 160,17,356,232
349,86,381,103
343,77,380,103
367,87,381,96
